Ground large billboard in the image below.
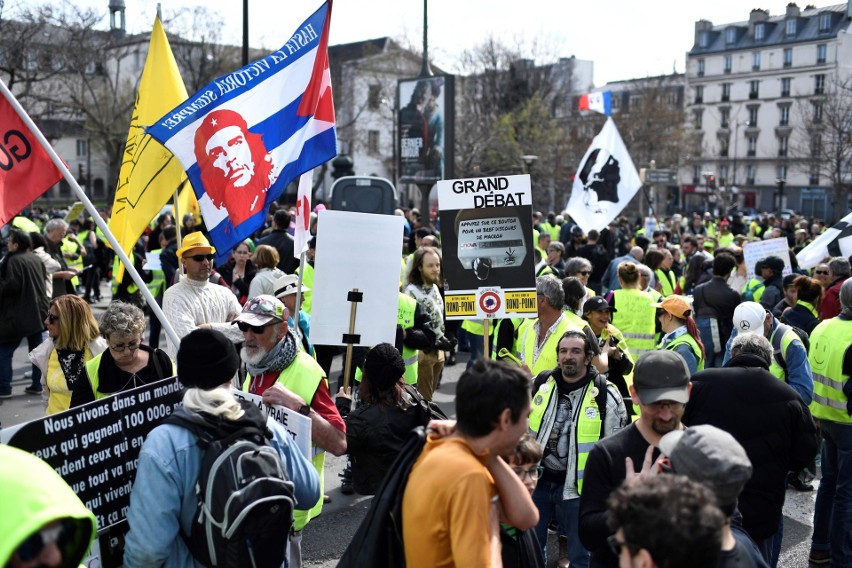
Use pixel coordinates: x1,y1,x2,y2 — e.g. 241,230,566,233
397,75,454,183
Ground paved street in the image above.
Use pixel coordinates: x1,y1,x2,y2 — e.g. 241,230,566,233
0,304,820,567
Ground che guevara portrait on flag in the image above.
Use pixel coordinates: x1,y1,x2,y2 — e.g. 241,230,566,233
193,109,277,226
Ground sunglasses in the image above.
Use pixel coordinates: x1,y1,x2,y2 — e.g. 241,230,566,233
815,270,829,275
236,321,275,334
187,254,215,262
17,519,76,562
578,270,592,275
47,314,59,324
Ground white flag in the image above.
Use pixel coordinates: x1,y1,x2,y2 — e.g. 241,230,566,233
566,117,642,234
293,171,313,258
796,212,852,270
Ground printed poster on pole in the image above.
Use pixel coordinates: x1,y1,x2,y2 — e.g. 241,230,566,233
437,174,537,320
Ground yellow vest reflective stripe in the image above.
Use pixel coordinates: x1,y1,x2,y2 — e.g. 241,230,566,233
664,333,705,371
146,248,166,297
397,294,419,385
767,325,797,381
655,269,675,297
529,377,604,494
611,289,657,358
519,317,581,376
808,318,852,423
242,352,327,530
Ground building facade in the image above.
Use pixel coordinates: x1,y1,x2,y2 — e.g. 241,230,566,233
683,2,852,220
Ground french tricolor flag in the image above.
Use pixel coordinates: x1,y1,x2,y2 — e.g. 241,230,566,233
148,1,336,262
578,91,612,116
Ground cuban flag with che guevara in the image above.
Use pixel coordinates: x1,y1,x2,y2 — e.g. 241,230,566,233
147,1,336,262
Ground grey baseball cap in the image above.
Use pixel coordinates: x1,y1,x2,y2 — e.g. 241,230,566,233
632,350,691,404
659,425,753,512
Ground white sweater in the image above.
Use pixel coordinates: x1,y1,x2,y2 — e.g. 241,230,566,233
162,276,245,358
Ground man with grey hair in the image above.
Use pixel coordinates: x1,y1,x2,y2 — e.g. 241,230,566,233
601,246,644,293
808,277,852,566
518,276,579,376
684,331,819,566
43,218,76,298
818,256,851,320
636,264,661,301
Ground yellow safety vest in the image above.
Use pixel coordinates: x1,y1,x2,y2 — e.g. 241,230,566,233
61,236,83,287
242,351,327,530
296,262,314,314
12,215,40,234
768,324,799,382
354,294,420,385
146,248,166,298
84,351,175,399
611,289,657,358
518,316,581,376
662,332,705,371
655,268,676,297
530,376,606,494
808,318,852,424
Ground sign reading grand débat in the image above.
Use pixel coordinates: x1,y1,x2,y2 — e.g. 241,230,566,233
438,175,537,320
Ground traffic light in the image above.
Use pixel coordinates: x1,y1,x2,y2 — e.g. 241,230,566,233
707,174,716,189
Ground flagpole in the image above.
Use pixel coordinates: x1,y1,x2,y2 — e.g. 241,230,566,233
0,78,181,348
293,249,307,346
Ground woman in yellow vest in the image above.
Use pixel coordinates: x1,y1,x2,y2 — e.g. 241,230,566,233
645,248,676,297
582,296,635,415
28,295,107,415
652,295,706,374
607,262,657,360
72,301,173,407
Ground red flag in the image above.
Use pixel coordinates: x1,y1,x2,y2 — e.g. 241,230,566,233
0,90,63,225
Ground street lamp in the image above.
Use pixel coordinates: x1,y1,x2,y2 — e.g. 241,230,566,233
521,154,538,174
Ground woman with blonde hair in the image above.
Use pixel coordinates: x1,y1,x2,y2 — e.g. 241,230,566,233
606,262,657,359
248,244,285,299
29,294,106,415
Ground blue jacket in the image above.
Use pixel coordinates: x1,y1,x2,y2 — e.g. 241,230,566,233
723,316,813,405
602,254,637,292
124,411,320,568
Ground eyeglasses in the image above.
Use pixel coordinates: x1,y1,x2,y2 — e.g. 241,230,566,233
815,270,829,275
607,534,636,557
110,339,141,352
47,314,59,324
236,321,275,334
16,519,76,562
187,254,215,262
511,465,544,481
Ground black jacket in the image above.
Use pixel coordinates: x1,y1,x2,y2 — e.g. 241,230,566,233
683,353,820,541
0,251,48,341
693,275,741,347
780,303,819,336
257,229,297,274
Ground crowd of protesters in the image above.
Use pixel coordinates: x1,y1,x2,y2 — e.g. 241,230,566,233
1,200,850,568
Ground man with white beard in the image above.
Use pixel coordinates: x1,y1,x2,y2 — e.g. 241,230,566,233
234,295,346,568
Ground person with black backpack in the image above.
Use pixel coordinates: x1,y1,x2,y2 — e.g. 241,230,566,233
124,329,319,568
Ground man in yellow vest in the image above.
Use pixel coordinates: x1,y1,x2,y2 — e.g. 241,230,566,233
518,276,604,377
235,295,346,567
724,301,813,405
807,278,852,566
529,329,627,566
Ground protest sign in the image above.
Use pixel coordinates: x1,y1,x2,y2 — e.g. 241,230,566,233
231,389,312,459
310,210,403,346
743,237,792,279
437,175,537,320
0,377,183,567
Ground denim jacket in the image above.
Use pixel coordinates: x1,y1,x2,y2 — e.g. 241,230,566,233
124,414,320,568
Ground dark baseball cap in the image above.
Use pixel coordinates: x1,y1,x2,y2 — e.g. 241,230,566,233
582,296,617,316
633,350,690,404
659,425,752,513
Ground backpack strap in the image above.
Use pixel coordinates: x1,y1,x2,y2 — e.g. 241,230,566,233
533,369,553,392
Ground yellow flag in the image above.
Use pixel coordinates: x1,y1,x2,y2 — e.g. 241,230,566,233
109,16,188,281
175,181,200,226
